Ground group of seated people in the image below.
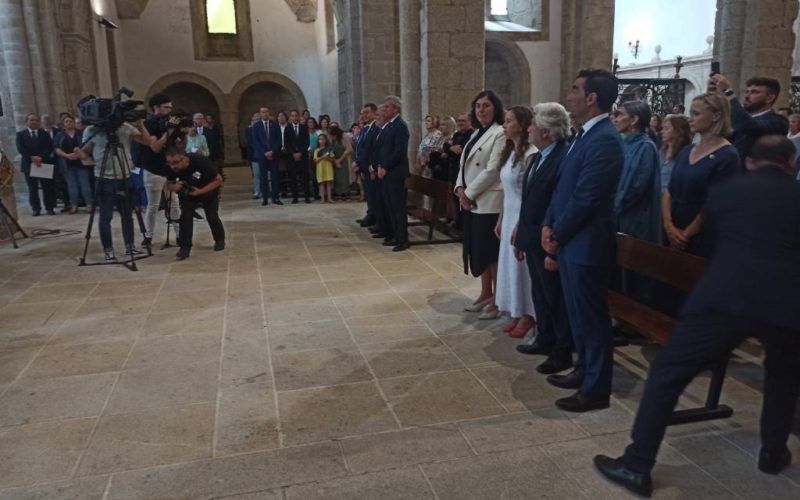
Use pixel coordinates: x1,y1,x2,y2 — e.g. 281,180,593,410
412,68,798,496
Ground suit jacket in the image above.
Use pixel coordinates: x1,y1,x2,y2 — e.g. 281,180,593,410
730,100,789,162
375,115,410,180
544,116,624,266
286,122,310,158
251,120,281,161
454,123,505,214
683,166,800,332
16,129,54,175
515,140,568,253
355,122,380,174
202,126,223,161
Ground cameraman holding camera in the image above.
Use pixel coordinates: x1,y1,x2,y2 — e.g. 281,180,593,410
164,148,225,260
81,119,157,261
133,93,186,247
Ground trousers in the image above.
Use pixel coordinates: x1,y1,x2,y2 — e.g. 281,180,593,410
177,191,225,248
526,249,573,362
24,171,56,212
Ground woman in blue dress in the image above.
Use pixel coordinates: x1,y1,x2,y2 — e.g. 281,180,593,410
663,93,741,257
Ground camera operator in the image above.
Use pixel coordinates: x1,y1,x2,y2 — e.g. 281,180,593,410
164,148,225,260
80,119,157,262
133,93,185,247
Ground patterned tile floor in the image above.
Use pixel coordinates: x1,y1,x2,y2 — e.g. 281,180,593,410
0,168,797,499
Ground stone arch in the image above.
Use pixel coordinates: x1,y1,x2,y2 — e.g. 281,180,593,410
484,36,532,107
229,72,308,112
145,72,226,109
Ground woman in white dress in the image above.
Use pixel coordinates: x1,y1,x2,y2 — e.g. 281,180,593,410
494,107,538,338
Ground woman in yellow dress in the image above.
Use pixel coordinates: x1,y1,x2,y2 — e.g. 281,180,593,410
313,133,335,203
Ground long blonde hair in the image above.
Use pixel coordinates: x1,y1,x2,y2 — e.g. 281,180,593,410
691,92,733,137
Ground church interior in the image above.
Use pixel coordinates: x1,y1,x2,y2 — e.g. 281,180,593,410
1,0,799,498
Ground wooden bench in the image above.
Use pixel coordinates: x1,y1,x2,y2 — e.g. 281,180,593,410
404,174,460,245
610,233,734,425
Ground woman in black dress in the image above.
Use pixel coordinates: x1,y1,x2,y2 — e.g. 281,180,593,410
663,93,740,256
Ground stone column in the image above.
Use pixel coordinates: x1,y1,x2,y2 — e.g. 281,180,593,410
420,0,485,121
399,0,422,173
715,0,798,107
0,0,38,128
559,0,615,101
220,97,240,166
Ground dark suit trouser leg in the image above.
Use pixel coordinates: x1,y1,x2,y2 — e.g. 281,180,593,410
361,173,374,219
40,178,56,211
177,194,197,248
200,192,225,243
295,158,310,199
24,172,42,212
759,326,800,454
622,314,750,473
526,251,573,362
559,260,613,396
385,177,408,243
308,158,319,198
376,180,391,234
288,159,302,200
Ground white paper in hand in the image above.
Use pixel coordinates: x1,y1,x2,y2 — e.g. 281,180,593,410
29,163,55,179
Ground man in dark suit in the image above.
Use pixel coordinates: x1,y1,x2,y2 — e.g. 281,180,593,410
353,103,380,227
287,109,311,204
252,106,283,206
367,111,390,240
16,113,56,216
375,96,411,252
594,135,800,497
542,69,624,412
202,113,224,175
710,74,789,162
244,112,262,199
514,102,574,375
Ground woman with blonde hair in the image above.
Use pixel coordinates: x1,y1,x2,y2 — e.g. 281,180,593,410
418,114,445,174
663,93,740,256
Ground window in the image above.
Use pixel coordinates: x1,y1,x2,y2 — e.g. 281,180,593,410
491,0,508,16
206,0,237,34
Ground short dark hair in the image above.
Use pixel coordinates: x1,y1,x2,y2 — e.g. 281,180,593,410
673,104,686,113
148,93,171,109
469,89,505,129
746,77,781,96
363,103,378,112
306,117,318,128
277,111,288,121
289,109,300,115
576,69,618,112
749,135,796,165
620,100,652,133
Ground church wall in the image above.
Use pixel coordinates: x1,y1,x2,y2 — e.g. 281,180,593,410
117,1,325,114
515,0,563,105
314,0,340,118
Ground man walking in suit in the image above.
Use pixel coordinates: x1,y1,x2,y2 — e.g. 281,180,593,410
514,102,574,375
287,109,311,204
253,106,283,206
353,103,380,227
542,68,624,412
375,96,411,252
16,113,56,216
594,135,800,497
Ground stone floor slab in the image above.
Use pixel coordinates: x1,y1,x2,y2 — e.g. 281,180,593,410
272,346,373,391
0,476,110,500
268,319,354,353
458,410,587,454
285,467,435,500
22,340,132,379
360,338,464,378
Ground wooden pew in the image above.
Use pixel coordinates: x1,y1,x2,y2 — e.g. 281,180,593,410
610,233,734,425
404,174,460,245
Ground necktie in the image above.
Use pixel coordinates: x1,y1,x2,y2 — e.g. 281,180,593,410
264,121,269,143
32,130,37,139
295,124,299,136
567,127,584,155
527,154,542,187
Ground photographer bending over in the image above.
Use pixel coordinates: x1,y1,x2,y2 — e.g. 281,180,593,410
164,149,225,260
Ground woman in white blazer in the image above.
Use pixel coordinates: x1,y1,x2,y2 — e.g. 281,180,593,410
455,90,506,319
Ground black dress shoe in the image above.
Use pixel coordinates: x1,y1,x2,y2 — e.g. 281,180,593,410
536,357,572,375
305,198,312,204
32,210,41,217
368,226,381,234
261,200,269,206
214,240,225,251
356,218,365,224
593,455,652,497
392,242,411,252
546,369,583,389
515,342,551,356
555,391,610,413
759,447,792,475
273,199,284,205
291,198,299,204
382,239,397,246
46,210,56,215
372,232,387,239
175,247,191,260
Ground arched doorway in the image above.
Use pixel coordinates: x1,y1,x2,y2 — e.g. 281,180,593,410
484,37,532,107
159,82,221,122
236,81,300,145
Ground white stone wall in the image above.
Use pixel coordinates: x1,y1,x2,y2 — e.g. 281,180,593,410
314,0,340,117
116,0,331,114
516,0,562,105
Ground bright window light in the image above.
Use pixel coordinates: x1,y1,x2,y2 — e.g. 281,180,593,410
206,0,237,34
491,0,508,16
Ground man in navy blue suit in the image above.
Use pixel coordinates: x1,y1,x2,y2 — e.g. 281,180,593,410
542,68,624,413
252,106,283,206
353,103,380,228
375,96,411,252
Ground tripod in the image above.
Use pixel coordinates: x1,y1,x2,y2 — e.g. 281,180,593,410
0,199,27,249
78,129,152,271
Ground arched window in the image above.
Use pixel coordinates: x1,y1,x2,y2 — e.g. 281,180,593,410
206,0,237,34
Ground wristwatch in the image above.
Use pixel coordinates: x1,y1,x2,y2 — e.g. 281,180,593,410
722,88,735,97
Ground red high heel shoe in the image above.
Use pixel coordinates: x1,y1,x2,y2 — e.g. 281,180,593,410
508,325,531,338
503,320,519,333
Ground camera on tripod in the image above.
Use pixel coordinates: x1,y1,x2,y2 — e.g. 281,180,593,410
78,87,147,133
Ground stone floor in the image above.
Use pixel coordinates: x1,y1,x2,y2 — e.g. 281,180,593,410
0,167,798,499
